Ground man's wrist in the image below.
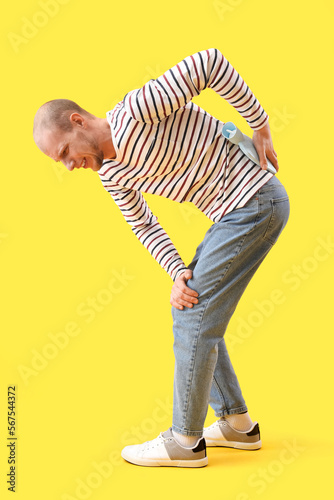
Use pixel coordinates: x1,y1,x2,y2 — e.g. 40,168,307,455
253,115,270,132
173,267,188,281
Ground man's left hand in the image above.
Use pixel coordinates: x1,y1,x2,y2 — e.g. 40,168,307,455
252,120,279,172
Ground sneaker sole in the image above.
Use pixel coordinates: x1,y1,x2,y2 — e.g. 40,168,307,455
205,439,262,450
121,451,208,467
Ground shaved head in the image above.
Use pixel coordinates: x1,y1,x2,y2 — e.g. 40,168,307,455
33,99,94,151
33,99,116,172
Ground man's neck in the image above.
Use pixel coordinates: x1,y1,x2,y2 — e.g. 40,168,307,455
98,118,116,160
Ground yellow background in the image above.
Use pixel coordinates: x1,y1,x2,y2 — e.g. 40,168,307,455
1,0,333,498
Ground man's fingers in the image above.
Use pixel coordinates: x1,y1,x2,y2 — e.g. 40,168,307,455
170,287,199,309
176,274,198,297
252,124,279,172
170,296,197,309
183,269,193,280
258,148,279,172
267,150,279,171
171,299,193,309
174,289,199,304
177,283,198,297
257,147,267,170
171,268,199,310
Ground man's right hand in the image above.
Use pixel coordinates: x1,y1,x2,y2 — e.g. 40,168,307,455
170,269,199,310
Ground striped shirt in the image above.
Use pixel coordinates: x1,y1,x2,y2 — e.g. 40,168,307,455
98,48,274,281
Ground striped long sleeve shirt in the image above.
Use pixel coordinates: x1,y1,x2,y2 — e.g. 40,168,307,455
98,48,274,281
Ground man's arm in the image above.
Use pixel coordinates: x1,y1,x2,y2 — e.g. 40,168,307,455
119,48,278,307
103,182,188,281
105,182,199,309
124,47,278,173
124,48,268,131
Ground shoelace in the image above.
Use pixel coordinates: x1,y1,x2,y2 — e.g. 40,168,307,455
141,433,165,451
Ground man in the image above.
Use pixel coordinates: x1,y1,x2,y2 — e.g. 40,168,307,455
33,48,290,468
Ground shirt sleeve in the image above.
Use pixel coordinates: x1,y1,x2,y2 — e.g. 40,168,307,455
103,182,188,281
123,47,268,131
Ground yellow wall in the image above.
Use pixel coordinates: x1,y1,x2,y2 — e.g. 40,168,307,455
1,0,333,498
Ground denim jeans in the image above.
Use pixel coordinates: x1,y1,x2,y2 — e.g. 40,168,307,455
171,175,290,436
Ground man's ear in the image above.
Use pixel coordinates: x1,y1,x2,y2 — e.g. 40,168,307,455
69,112,86,128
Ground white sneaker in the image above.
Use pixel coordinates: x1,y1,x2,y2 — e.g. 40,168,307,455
203,419,262,449
121,427,208,467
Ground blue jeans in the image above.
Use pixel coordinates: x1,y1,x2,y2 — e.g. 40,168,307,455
171,175,290,436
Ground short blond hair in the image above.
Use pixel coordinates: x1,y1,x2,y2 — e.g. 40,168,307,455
33,99,93,142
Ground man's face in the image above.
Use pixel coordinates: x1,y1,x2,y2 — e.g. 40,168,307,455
39,122,104,172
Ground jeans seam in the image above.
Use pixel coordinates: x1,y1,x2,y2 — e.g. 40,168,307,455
180,224,255,429
215,406,249,418
186,206,263,426
180,231,247,428
180,306,205,429
262,196,289,245
171,423,203,437
212,375,227,412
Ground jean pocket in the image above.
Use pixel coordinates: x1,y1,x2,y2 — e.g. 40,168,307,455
262,196,290,245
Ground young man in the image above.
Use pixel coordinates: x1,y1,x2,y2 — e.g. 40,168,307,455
33,48,290,468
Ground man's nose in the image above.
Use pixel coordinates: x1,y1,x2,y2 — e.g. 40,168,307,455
63,158,75,171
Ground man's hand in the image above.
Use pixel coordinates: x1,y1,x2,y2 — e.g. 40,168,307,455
170,269,199,310
252,120,279,172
